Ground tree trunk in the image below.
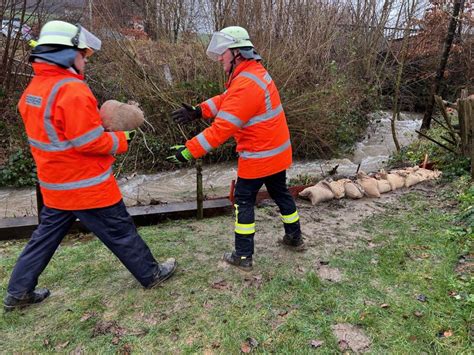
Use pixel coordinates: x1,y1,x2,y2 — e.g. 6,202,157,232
420,0,464,131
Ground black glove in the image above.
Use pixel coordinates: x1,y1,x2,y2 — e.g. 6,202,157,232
171,103,202,125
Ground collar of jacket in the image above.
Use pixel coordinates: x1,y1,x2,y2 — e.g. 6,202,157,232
225,60,260,88
32,62,84,80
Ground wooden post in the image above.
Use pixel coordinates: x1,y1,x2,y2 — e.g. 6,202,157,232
35,182,44,224
196,159,203,220
229,179,236,204
457,91,474,178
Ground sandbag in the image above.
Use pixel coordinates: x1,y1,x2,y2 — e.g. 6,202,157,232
386,173,405,190
376,178,392,193
344,181,364,199
358,178,380,198
327,179,348,199
405,172,422,187
416,168,442,180
415,168,432,181
299,182,334,205
356,172,380,198
100,100,145,131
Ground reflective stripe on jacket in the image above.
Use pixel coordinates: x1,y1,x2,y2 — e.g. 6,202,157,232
186,60,292,179
18,63,128,210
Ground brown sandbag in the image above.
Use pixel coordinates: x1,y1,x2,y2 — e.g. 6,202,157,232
376,178,392,193
327,179,348,199
415,168,432,181
373,171,392,194
299,181,334,205
344,180,364,199
405,172,422,187
356,171,380,198
385,173,405,190
416,168,442,180
100,100,145,131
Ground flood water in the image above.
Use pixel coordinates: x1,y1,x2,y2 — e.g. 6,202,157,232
0,111,422,218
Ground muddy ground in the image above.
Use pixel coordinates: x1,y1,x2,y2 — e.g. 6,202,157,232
0,181,456,353
215,182,438,271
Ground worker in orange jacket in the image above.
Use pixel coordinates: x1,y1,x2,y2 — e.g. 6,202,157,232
168,26,303,271
3,21,176,312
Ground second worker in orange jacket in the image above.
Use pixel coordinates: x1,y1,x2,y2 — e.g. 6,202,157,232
168,26,304,271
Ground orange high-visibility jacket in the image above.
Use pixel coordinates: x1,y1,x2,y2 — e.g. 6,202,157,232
18,63,128,210
186,60,292,179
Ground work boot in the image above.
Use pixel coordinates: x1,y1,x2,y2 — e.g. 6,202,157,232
146,258,177,289
223,252,253,271
3,288,50,312
279,234,306,252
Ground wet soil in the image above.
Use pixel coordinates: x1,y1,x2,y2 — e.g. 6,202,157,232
234,182,439,269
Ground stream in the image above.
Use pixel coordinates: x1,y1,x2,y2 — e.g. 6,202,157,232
0,111,422,218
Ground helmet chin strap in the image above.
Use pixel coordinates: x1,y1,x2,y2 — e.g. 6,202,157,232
227,48,242,80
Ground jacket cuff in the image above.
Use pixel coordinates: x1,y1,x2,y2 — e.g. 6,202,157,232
114,131,128,154
200,99,218,118
185,139,205,159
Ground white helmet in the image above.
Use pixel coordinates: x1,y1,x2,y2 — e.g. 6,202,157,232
36,20,101,56
206,26,255,61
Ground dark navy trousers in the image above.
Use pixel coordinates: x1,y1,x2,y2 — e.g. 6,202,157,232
7,200,159,298
234,170,301,257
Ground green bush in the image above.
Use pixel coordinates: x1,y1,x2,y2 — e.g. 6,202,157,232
0,148,37,187
456,178,474,227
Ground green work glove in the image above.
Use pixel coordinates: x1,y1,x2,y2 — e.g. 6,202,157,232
124,130,137,142
166,145,193,164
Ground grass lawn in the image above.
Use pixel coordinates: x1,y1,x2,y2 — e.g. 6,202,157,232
0,182,472,353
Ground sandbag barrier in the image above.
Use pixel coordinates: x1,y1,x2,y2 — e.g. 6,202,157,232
299,166,442,205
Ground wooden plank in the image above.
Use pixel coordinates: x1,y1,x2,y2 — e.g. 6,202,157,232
0,198,233,241
0,184,309,241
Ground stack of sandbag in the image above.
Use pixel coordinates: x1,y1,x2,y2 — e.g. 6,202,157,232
409,167,442,186
298,165,442,205
390,166,442,187
100,100,145,131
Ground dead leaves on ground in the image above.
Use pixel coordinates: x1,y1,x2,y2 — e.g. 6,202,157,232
240,337,259,353
244,274,264,288
91,320,148,347
211,278,232,291
210,274,264,292
437,329,454,338
309,339,324,348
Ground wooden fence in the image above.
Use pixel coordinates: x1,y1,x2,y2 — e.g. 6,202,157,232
458,90,474,178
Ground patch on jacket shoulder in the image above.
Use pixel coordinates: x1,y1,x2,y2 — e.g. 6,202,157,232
263,73,272,83
25,95,43,108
